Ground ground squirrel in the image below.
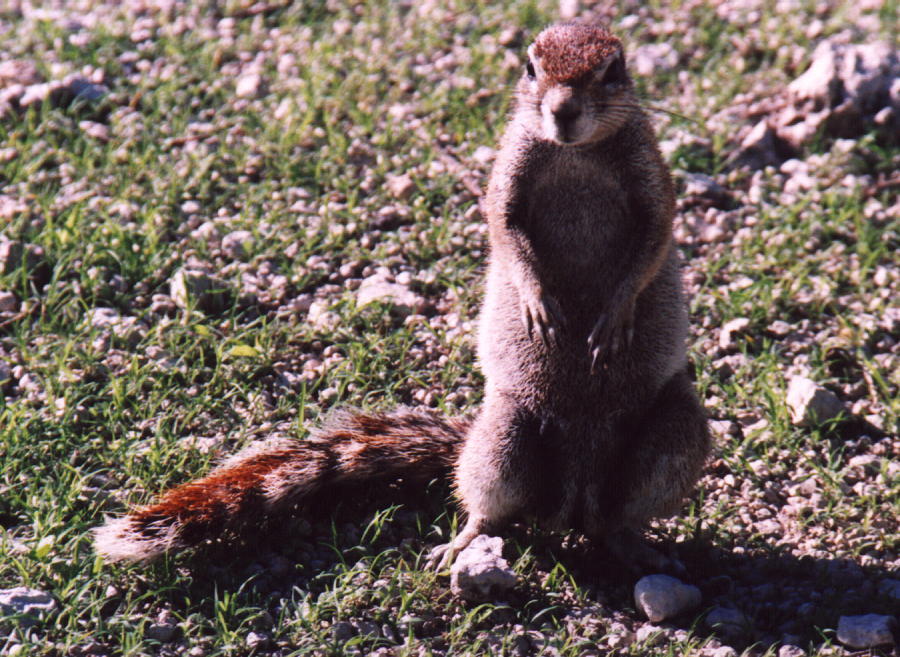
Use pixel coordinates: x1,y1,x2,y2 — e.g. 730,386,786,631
94,22,710,569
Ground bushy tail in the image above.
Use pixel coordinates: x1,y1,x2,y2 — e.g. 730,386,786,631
94,408,471,563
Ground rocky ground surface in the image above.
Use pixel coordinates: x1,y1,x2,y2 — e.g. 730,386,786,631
0,0,897,655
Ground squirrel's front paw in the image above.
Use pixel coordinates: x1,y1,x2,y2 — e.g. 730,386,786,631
520,290,565,348
587,299,634,373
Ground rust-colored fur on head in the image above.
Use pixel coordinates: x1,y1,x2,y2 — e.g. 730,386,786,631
533,23,621,84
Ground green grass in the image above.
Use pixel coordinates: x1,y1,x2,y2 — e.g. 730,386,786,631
1,1,897,655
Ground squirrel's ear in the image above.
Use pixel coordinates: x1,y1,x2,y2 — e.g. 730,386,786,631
525,44,539,79
597,50,627,85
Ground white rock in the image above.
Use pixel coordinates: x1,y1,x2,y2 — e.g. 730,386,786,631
605,622,635,648
719,317,751,350
754,519,782,535
634,624,669,646
191,221,219,241
222,230,254,259
79,120,109,141
778,645,805,657
19,81,53,106
631,42,678,77
0,60,42,86
634,574,701,622
180,200,202,214
558,0,582,20
710,647,737,657
0,587,56,626
245,631,270,649
786,376,846,426
386,173,415,200
836,614,896,648
357,275,425,315
307,300,340,331
789,41,898,109
450,534,517,599
0,195,27,220
235,73,263,98
88,307,120,328
170,269,229,312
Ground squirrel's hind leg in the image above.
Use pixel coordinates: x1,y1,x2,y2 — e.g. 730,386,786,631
616,368,710,525
594,368,710,574
429,392,536,569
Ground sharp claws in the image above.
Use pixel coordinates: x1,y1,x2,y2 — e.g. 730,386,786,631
426,543,453,571
549,327,562,349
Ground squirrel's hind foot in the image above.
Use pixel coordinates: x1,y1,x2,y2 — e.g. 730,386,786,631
601,528,686,577
426,514,490,571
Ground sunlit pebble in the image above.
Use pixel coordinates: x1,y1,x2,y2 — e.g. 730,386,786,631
180,200,202,214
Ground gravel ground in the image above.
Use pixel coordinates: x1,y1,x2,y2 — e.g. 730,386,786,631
0,0,897,655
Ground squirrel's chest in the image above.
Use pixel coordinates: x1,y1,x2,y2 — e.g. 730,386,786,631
520,157,631,274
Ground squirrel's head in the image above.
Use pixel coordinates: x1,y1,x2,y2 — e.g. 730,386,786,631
518,23,635,146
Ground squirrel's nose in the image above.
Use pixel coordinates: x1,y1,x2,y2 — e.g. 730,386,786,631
552,101,581,124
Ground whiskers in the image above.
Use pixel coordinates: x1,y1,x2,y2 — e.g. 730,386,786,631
601,99,699,125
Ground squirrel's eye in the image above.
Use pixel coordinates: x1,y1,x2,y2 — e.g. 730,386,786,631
525,60,536,79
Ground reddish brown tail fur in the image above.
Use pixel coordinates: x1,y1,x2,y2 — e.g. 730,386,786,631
93,408,470,563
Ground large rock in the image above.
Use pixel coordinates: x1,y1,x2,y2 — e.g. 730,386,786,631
0,587,56,627
356,274,425,315
790,42,898,113
634,574,702,622
782,40,899,143
450,535,517,600
786,376,846,427
836,614,896,648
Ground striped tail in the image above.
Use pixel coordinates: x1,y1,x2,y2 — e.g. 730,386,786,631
94,407,471,563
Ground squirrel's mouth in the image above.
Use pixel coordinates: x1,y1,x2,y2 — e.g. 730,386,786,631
556,123,577,143
547,120,594,145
